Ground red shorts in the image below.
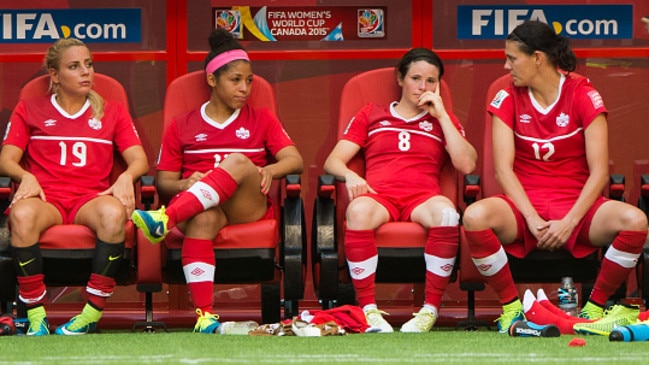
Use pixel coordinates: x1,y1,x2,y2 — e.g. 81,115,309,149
497,194,608,259
4,192,100,227
358,190,437,222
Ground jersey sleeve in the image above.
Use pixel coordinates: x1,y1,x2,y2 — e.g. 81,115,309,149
574,83,608,129
156,119,183,172
260,108,296,157
2,101,30,150
486,88,515,129
340,103,372,147
110,101,143,153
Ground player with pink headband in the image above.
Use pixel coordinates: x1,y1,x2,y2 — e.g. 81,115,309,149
131,28,303,334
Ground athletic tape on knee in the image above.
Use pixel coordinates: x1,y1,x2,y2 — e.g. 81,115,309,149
441,208,460,227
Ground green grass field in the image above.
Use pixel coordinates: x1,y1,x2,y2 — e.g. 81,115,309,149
1,328,649,365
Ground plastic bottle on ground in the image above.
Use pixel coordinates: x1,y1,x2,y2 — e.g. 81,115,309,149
216,321,259,335
558,276,578,316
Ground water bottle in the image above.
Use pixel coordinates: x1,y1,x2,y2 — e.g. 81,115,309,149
609,323,649,342
558,277,578,316
509,320,560,337
216,321,259,335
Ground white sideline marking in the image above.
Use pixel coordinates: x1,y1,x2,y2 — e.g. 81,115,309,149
2,353,646,364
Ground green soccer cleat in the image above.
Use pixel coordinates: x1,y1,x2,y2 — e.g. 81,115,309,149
26,306,49,336
400,307,437,333
55,315,98,335
496,300,525,334
193,309,221,334
131,206,169,244
573,303,640,336
578,301,604,320
364,307,394,333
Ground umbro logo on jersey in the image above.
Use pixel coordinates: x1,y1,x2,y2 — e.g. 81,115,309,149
419,120,433,132
44,119,57,127
195,133,207,142
379,120,391,126
519,114,531,124
236,127,250,139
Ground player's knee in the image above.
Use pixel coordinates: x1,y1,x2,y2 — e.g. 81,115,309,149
345,201,377,229
620,206,648,232
461,202,489,231
222,152,252,169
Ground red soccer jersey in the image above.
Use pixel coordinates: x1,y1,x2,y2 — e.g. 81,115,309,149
487,74,608,210
157,103,295,178
3,95,142,202
342,102,466,195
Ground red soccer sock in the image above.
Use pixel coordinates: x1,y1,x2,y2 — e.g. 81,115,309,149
166,168,237,228
344,229,378,308
464,229,518,304
423,226,458,308
522,290,590,335
182,238,216,314
536,288,577,320
17,274,47,306
589,230,646,305
86,273,116,310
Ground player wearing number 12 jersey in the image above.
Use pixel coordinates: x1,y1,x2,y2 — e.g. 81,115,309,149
462,21,647,333
324,48,476,333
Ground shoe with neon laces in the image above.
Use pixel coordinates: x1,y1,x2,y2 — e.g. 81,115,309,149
578,301,604,320
363,306,393,333
55,305,101,335
26,306,49,336
573,303,640,336
496,300,525,333
131,206,169,244
193,309,221,334
400,307,437,333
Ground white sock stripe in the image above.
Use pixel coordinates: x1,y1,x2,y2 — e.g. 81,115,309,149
605,245,640,269
347,255,378,280
471,246,508,277
18,290,47,304
187,181,220,210
86,286,113,298
424,253,456,277
183,262,216,283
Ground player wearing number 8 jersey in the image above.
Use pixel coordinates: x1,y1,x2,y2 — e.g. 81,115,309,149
462,21,648,333
324,48,476,333
0,38,148,336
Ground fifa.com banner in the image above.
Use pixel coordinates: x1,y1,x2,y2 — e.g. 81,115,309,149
213,6,386,41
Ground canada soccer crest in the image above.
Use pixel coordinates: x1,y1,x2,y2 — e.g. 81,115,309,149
556,112,569,127
88,118,102,130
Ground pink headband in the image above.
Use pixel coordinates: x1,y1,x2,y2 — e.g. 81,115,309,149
205,49,249,74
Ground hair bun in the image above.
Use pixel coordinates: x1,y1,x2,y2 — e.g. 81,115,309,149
208,28,235,52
